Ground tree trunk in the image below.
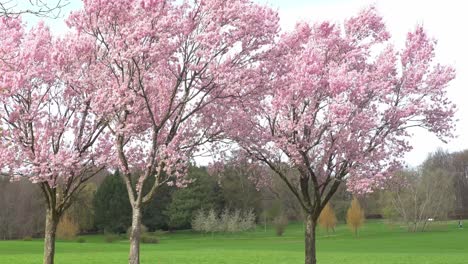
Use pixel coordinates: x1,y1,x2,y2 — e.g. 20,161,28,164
305,213,317,264
43,209,58,264
128,206,142,264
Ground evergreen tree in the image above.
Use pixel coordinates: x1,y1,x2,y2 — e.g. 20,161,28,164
346,197,365,237
318,203,337,235
93,171,132,233
166,167,224,229
142,182,174,231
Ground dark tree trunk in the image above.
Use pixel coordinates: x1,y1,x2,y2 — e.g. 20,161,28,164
128,206,142,264
43,209,58,264
305,213,317,264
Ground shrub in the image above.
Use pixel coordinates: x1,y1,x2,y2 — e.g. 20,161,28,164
57,214,79,240
205,209,220,234
192,208,256,234
226,209,241,233
239,209,256,231
76,237,86,243
141,233,159,244
126,224,148,239
219,208,230,232
104,233,120,243
22,236,32,241
192,209,206,232
125,224,159,243
273,214,288,236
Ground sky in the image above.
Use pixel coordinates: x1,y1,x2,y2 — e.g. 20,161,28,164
260,0,468,167
26,0,467,167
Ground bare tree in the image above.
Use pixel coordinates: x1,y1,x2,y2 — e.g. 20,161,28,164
382,167,455,232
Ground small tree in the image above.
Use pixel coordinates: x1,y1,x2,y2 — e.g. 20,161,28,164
318,203,337,235
381,158,456,232
347,198,365,237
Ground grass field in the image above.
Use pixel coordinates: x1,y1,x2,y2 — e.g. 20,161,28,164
0,220,467,264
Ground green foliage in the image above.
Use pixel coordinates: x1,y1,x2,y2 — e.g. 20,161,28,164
166,167,224,229
219,162,262,214
142,182,174,231
93,171,132,234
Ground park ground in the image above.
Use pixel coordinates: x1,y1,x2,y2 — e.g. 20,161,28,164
0,220,467,264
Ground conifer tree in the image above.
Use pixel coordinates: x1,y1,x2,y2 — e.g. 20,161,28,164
347,198,365,237
318,203,337,235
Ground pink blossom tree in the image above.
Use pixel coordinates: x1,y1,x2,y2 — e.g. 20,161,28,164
223,7,456,264
0,18,110,264
66,0,279,263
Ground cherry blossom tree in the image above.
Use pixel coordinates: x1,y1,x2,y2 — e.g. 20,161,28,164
0,18,110,264
223,7,456,264
66,0,279,263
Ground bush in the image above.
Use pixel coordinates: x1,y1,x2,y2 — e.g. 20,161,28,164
126,224,148,238
239,209,256,231
141,233,159,244
205,209,220,233
22,236,32,241
192,209,206,232
192,208,256,233
219,208,230,232
76,237,86,243
125,224,159,243
57,214,79,240
273,214,288,236
104,233,120,243
226,209,241,233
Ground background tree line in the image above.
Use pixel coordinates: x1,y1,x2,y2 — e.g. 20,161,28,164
1,149,467,240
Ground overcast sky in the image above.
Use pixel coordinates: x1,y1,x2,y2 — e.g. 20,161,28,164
28,0,467,167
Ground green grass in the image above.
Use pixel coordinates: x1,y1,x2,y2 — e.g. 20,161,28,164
1,220,467,263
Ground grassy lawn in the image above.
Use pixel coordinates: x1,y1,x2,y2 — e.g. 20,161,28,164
1,220,467,264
